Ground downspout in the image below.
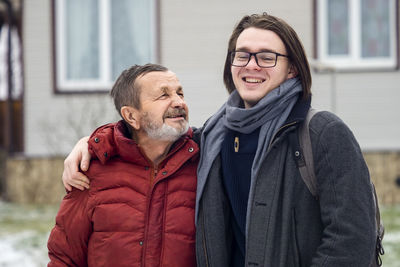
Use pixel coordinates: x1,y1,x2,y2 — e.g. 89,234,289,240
0,0,14,199
4,0,14,153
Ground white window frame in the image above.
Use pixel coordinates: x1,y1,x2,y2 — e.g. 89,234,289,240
54,0,158,93
317,0,398,70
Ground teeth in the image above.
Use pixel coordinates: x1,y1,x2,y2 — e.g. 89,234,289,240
245,77,263,83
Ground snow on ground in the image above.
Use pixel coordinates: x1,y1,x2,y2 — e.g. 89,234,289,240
0,230,50,267
381,229,400,266
0,201,56,267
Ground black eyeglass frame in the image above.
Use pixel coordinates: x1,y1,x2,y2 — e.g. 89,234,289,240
230,51,290,68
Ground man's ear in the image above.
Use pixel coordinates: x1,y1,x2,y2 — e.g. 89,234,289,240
287,64,298,79
121,106,140,130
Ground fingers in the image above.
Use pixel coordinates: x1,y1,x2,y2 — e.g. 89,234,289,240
62,158,75,191
79,136,91,171
63,180,72,192
68,173,90,191
62,164,90,191
80,150,91,172
61,136,91,191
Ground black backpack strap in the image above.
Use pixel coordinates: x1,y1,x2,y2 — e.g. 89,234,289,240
192,127,203,146
298,108,318,197
291,108,319,198
372,183,385,266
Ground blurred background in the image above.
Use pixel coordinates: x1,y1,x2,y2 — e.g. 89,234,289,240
0,0,399,266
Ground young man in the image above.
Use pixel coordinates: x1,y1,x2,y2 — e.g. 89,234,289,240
195,14,375,267
48,64,198,266
62,13,376,267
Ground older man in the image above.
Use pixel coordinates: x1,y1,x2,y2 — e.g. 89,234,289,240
47,64,198,267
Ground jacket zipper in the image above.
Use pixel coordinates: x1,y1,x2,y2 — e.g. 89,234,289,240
151,167,158,186
268,121,299,148
141,166,158,267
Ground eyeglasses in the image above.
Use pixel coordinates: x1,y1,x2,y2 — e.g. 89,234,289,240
230,51,289,68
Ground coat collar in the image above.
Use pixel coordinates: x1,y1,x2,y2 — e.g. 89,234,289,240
285,94,311,126
88,120,195,166
269,94,311,142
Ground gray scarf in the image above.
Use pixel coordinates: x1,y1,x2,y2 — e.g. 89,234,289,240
195,77,302,223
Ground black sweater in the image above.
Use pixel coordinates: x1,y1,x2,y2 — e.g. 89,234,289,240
221,128,260,267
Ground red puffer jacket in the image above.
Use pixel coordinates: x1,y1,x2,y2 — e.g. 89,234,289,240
48,121,199,267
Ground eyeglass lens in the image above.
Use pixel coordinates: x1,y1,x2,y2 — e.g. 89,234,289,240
231,52,278,67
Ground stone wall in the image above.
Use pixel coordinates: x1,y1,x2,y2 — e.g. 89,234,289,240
4,156,65,204
364,152,400,205
1,151,400,205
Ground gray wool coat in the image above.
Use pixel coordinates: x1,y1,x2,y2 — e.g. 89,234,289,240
195,99,376,267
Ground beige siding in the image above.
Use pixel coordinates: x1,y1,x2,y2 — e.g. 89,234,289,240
312,70,400,150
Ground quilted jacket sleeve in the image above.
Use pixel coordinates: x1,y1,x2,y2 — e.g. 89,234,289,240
47,189,92,267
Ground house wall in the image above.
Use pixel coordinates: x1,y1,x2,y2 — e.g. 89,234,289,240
23,0,118,156
22,0,400,156
312,72,400,151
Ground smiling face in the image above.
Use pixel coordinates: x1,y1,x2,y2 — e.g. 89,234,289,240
135,71,189,141
231,27,297,108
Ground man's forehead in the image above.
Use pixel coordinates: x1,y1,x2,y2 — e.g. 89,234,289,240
138,70,182,93
140,70,177,81
236,28,286,53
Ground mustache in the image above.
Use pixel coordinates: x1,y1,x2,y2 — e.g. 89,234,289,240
163,108,187,119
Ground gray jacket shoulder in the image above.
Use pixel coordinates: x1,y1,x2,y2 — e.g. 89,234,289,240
309,111,346,134
308,110,360,149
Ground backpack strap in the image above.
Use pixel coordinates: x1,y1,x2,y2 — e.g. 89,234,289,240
192,127,202,146
296,108,319,198
372,183,385,266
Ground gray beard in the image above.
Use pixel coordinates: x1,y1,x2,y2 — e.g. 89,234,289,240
144,120,189,142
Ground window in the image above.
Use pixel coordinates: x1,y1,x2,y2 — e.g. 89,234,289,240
53,0,158,93
315,0,398,70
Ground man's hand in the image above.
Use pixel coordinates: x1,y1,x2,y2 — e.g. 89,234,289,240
62,136,91,191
